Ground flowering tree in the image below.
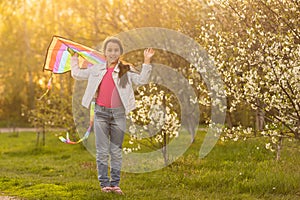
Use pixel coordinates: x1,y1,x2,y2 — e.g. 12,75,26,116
195,0,299,160
22,93,76,146
124,83,181,165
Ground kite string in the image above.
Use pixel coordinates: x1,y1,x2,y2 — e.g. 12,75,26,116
38,72,53,100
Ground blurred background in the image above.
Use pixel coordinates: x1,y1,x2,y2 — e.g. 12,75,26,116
0,0,209,128
0,0,299,146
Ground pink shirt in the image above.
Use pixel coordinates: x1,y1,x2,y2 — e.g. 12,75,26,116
96,67,123,108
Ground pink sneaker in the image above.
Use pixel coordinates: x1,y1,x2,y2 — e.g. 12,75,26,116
101,186,112,193
111,186,124,195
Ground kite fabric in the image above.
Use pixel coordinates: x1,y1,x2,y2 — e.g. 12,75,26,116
38,36,106,100
43,36,106,73
40,36,104,144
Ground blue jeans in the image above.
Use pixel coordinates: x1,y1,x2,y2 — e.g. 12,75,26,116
94,104,126,188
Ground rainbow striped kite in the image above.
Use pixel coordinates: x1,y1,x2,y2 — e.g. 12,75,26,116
41,36,105,144
43,36,106,73
39,36,106,100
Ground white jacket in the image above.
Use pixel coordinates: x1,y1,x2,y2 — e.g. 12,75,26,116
71,57,152,114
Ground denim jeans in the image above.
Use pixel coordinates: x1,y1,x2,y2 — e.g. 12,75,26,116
94,104,126,188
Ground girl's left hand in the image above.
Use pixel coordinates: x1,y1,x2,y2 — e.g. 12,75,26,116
144,48,155,64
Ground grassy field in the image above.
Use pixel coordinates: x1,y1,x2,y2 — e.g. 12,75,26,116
0,130,299,200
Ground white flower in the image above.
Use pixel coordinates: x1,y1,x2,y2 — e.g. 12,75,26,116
271,137,278,144
123,148,132,154
173,131,179,138
129,125,136,134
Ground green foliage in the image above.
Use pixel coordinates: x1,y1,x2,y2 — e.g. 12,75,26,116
22,93,77,143
0,130,299,199
24,93,75,131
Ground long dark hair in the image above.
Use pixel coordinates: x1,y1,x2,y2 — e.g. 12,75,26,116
102,37,131,88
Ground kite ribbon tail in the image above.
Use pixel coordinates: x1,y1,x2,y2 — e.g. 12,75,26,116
77,101,95,143
76,125,92,144
38,73,53,100
59,102,95,145
59,126,92,145
59,132,77,144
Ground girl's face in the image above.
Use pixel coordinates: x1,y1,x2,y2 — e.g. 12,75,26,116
104,42,121,65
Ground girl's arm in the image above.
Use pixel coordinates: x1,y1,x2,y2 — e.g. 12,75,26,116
129,64,152,85
71,53,90,80
129,48,155,85
143,48,155,65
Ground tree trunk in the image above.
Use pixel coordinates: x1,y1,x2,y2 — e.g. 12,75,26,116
276,136,283,161
42,126,46,146
226,111,233,128
36,130,40,146
255,108,265,130
296,120,300,140
161,95,168,166
162,131,168,166
255,99,265,136
226,99,233,128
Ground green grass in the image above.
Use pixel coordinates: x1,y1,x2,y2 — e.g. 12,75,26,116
0,131,299,200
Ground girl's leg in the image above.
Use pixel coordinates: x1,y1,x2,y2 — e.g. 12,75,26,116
94,105,111,188
109,107,126,187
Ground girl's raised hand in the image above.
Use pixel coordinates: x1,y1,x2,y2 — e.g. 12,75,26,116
144,48,155,64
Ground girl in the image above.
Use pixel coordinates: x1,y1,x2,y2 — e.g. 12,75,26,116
71,37,155,194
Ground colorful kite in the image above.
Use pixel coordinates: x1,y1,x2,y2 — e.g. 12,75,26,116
39,36,106,100
43,35,105,73
41,36,105,144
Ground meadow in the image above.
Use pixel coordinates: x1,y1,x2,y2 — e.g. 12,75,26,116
0,130,299,200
